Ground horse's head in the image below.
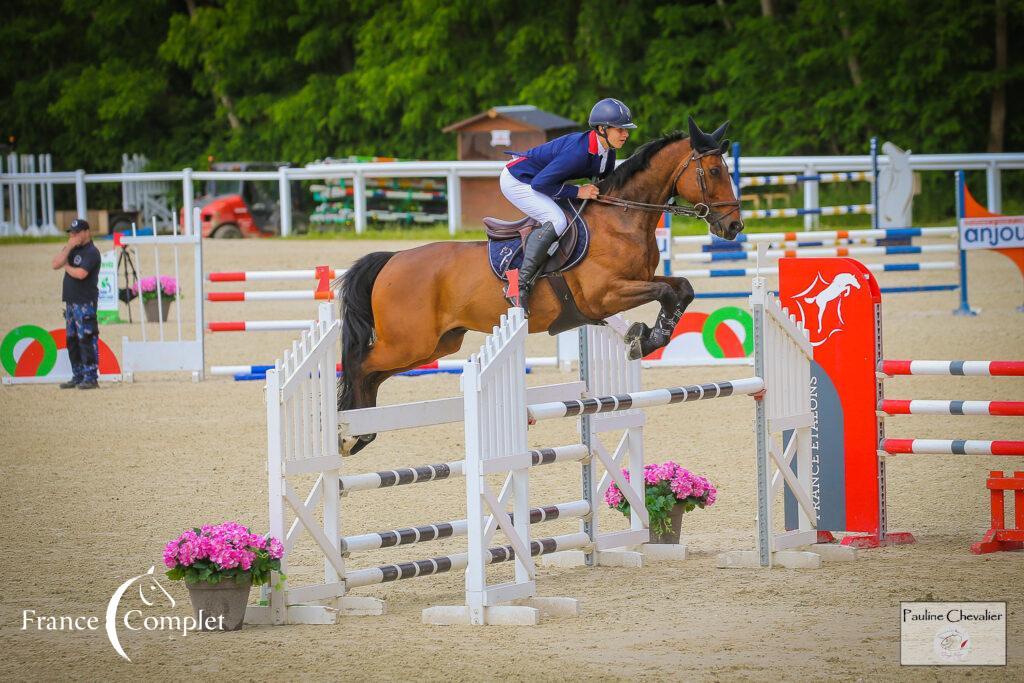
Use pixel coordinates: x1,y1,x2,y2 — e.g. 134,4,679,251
673,117,744,240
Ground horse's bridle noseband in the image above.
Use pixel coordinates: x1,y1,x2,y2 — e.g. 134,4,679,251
593,148,741,224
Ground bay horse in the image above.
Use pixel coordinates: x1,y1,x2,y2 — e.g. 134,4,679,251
338,117,743,455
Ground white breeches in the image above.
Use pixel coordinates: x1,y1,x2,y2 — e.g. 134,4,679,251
499,167,568,235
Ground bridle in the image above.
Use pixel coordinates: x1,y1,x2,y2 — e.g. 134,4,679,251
592,148,741,224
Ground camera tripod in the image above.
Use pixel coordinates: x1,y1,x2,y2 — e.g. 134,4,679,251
117,244,140,323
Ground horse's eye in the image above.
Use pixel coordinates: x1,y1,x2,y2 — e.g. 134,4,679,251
710,167,720,177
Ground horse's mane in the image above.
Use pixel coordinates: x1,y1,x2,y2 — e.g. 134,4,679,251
597,132,687,193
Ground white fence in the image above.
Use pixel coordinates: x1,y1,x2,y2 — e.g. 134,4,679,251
2,149,1022,237
248,276,827,626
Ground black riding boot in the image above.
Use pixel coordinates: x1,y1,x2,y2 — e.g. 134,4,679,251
517,222,559,316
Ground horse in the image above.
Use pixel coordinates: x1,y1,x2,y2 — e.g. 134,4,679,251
338,116,743,455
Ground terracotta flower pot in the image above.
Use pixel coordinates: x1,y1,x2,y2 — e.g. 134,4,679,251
649,503,685,544
143,297,174,323
185,577,252,631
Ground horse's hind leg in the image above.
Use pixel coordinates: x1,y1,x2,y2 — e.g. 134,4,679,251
368,327,468,380
339,327,466,457
618,276,694,360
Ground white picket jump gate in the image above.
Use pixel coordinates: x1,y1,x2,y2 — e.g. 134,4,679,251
747,279,819,564
246,301,630,626
247,278,829,626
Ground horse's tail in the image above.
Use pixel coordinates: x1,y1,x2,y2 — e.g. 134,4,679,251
338,251,395,411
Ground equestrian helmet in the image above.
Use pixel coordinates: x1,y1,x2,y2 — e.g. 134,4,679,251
588,98,638,129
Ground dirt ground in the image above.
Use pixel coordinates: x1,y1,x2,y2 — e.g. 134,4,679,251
1,236,1022,680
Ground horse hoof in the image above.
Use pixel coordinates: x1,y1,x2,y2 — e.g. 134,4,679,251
623,322,648,361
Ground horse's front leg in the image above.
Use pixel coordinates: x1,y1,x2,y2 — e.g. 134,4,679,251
618,276,694,361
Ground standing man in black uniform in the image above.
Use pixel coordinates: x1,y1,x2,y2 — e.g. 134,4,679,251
51,218,102,389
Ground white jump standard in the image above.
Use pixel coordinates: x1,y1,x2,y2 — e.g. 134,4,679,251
245,305,648,627
247,279,847,628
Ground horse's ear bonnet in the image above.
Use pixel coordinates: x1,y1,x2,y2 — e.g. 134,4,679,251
687,116,730,154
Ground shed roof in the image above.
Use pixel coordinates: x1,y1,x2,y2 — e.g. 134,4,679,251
443,105,580,133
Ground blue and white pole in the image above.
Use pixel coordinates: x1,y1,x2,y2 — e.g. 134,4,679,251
954,170,977,316
870,137,879,230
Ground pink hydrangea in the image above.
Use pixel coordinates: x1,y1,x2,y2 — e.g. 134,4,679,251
606,461,716,537
613,461,716,507
604,483,624,507
159,275,178,296
670,476,693,499
163,522,282,572
131,276,178,298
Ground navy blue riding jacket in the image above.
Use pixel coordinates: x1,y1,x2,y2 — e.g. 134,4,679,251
505,131,617,200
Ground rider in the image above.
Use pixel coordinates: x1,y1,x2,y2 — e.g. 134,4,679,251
499,97,637,314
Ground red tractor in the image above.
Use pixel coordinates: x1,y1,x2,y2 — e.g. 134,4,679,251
190,162,308,238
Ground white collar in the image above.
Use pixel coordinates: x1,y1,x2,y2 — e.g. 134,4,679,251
596,136,608,155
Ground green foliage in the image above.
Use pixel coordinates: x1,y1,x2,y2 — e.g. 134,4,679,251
2,0,1022,173
611,479,710,537
165,550,280,588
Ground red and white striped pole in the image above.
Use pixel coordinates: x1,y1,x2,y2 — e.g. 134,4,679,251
879,360,1024,377
881,439,1024,456
879,399,1024,416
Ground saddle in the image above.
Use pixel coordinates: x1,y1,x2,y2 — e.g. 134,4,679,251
483,199,603,335
483,199,589,281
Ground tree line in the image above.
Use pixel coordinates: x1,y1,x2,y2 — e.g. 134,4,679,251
1,0,1020,174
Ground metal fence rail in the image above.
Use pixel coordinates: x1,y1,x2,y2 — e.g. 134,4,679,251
3,151,1023,237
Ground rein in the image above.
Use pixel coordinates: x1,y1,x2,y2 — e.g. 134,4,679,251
592,148,741,222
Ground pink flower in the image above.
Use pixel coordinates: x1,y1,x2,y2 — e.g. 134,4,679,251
163,541,179,568
130,277,155,295
159,276,178,296
131,275,177,297
691,477,707,497
164,523,282,568
670,476,693,499
604,483,624,507
605,460,717,519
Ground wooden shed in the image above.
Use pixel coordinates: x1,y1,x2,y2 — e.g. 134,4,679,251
443,105,580,228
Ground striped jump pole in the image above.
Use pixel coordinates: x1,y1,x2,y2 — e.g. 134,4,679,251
701,236,916,252
669,226,963,303
210,356,560,379
527,378,764,422
880,360,1024,377
673,226,958,246
881,439,1024,456
207,290,335,302
208,320,313,332
678,261,958,279
206,267,345,282
739,171,873,188
740,204,874,220
879,400,1024,417
340,500,590,554
344,532,589,590
338,445,588,494
206,265,339,351
693,284,961,299
676,244,956,264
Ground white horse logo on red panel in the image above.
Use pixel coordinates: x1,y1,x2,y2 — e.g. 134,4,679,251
792,272,861,346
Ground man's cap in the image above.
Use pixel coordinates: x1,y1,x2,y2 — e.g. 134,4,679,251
67,218,90,233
